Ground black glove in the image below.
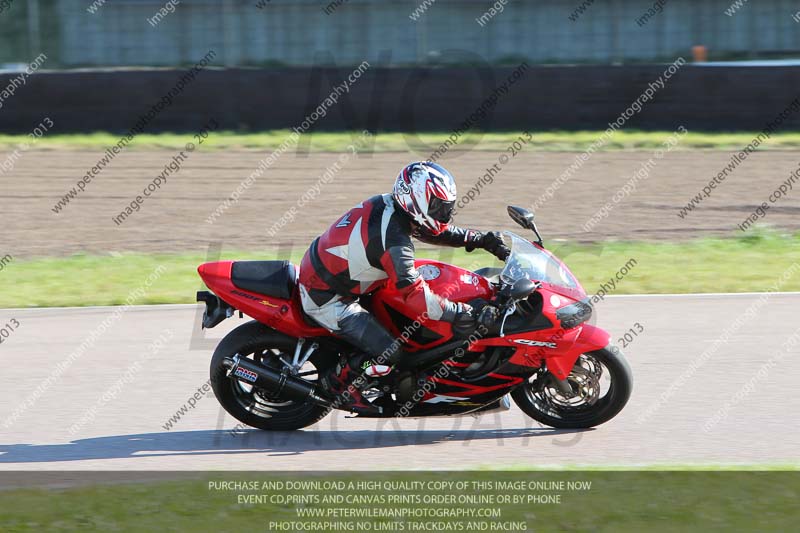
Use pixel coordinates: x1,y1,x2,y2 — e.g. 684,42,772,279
464,230,485,253
476,304,501,333
451,303,477,338
481,231,511,261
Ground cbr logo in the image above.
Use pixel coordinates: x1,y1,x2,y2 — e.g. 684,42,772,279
513,339,557,348
234,367,258,383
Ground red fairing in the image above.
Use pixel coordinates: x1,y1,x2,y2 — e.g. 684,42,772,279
424,372,524,400
414,260,494,303
467,326,608,380
370,260,493,351
197,261,330,339
542,324,610,380
465,285,610,380
199,257,610,381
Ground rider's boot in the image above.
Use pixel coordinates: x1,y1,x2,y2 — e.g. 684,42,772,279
324,352,392,415
326,312,404,415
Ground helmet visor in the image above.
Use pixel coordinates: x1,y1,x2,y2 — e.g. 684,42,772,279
428,197,455,224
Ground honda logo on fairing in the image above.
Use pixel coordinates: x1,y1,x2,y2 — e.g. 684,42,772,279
513,339,557,348
459,274,479,285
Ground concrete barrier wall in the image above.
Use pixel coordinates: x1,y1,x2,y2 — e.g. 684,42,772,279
2,64,800,133
2,0,800,68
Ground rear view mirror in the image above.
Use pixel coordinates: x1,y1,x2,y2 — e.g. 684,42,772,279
507,205,535,230
507,205,544,247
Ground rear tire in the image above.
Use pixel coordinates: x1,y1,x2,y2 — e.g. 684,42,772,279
210,321,330,431
511,346,632,429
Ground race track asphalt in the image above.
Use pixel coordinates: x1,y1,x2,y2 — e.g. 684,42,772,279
1,293,798,471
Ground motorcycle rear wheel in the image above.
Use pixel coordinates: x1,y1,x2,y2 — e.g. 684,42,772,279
210,321,331,431
511,346,632,429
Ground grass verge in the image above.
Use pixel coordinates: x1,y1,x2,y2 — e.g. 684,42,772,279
1,232,799,308
5,129,800,152
0,471,798,532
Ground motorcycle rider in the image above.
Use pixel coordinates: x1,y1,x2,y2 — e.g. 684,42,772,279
298,162,510,414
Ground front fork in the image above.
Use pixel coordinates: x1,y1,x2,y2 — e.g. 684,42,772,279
534,366,574,396
552,376,574,395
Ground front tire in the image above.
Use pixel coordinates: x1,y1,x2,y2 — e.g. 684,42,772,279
210,321,330,431
511,346,632,429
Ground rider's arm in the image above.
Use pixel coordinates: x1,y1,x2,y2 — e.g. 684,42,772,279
379,237,464,322
416,225,510,260
414,224,483,249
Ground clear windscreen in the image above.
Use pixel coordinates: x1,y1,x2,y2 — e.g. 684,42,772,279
499,231,579,289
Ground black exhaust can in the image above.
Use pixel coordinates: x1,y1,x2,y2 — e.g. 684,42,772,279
226,355,328,405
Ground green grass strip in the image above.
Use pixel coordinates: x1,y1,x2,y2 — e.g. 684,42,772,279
0,471,798,531
1,232,799,308
5,129,800,152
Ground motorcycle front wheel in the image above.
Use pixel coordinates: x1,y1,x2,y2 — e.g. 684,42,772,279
511,346,632,429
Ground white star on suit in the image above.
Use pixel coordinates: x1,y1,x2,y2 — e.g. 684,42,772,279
324,217,388,292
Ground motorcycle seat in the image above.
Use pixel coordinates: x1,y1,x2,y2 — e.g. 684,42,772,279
230,260,296,300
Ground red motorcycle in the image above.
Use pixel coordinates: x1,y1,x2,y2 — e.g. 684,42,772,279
197,206,632,430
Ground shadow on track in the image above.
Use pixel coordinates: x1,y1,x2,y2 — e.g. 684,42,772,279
0,426,591,463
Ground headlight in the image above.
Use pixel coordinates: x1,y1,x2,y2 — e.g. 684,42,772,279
556,299,593,329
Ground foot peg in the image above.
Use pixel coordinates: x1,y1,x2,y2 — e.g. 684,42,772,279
363,364,392,378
